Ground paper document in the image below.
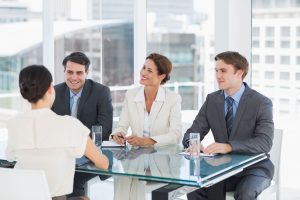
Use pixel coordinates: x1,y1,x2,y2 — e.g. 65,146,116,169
102,140,125,148
178,151,216,157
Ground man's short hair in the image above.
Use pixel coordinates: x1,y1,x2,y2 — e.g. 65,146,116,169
62,52,90,71
215,51,249,79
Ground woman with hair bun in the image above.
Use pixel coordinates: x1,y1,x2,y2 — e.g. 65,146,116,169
6,65,108,200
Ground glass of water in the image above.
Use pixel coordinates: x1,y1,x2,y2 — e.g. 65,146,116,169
189,132,201,157
92,125,102,147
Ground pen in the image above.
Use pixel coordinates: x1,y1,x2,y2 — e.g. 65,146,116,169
117,135,126,146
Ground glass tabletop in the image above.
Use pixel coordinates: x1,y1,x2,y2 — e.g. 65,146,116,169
76,145,267,187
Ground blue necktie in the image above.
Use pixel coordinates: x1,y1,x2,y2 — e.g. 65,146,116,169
225,96,234,136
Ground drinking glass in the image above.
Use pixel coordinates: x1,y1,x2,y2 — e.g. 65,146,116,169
189,132,201,157
92,125,102,147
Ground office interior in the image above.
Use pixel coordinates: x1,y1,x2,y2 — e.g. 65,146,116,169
0,0,299,199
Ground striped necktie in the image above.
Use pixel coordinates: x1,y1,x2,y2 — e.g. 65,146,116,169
71,95,79,118
225,96,234,136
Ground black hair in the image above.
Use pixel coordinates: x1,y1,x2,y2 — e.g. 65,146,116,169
62,52,90,71
19,65,53,103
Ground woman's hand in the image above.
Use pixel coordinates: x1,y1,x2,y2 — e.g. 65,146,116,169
126,135,156,146
112,132,126,145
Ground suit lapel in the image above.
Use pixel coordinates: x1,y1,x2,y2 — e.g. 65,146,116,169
215,91,228,139
63,84,71,115
77,80,91,118
230,86,252,138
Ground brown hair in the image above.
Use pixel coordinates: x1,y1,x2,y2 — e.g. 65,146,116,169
215,51,249,79
146,53,172,84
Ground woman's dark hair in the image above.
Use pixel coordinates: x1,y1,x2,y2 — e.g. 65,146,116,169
19,65,53,103
146,53,172,84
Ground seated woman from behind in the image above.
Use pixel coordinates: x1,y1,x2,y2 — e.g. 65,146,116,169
6,65,108,200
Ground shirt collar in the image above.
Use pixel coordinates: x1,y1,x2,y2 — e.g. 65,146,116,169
224,83,245,103
134,86,166,102
70,89,83,99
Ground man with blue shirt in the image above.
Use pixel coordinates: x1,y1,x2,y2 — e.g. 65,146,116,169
52,52,113,199
182,51,274,200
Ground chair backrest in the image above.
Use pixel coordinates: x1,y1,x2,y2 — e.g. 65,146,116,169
270,129,283,185
0,168,51,200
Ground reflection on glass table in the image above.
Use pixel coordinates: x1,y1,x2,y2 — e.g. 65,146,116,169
109,146,183,200
76,145,267,188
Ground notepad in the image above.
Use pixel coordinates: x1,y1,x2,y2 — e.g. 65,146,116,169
102,140,125,148
178,151,216,157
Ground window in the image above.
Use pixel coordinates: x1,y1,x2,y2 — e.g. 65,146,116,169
279,98,290,105
279,110,289,115
252,70,260,79
297,56,300,65
280,56,290,65
265,71,275,79
265,85,274,88
280,26,290,37
279,86,289,89
252,40,260,48
55,0,134,87
252,55,260,63
265,27,275,37
296,73,300,81
297,26,300,36
0,0,42,112
280,41,290,48
297,41,300,48
53,0,134,117
265,40,274,48
147,0,214,110
265,55,275,64
297,99,300,107
252,27,260,37
280,72,290,80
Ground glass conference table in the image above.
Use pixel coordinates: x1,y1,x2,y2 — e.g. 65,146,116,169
76,145,267,199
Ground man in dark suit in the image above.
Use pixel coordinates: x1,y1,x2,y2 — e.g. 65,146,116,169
182,51,274,200
52,52,113,198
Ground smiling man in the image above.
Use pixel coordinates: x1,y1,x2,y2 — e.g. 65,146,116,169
182,51,274,200
51,52,113,198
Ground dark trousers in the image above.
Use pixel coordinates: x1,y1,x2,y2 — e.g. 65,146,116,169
187,175,271,200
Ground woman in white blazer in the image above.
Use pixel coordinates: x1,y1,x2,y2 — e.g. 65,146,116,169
110,53,182,200
111,53,182,147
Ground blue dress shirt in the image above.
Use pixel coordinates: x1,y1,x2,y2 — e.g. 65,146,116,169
69,89,83,112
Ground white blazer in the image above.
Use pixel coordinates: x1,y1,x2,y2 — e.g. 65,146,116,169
112,86,182,146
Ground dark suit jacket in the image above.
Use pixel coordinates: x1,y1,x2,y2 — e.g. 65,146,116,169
52,79,113,141
182,83,274,179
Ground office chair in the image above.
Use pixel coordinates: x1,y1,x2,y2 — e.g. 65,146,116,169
0,168,51,200
226,129,283,200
